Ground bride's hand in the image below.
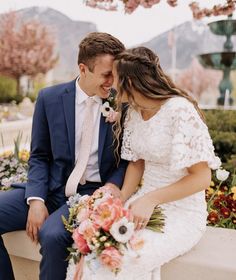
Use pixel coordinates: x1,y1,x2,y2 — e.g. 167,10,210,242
129,194,156,231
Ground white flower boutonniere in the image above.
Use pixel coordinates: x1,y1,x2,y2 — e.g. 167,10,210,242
101,101,114,117
101,89,120,123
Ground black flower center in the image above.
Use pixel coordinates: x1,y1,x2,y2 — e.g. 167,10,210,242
119,225,127,234
105,107,110,112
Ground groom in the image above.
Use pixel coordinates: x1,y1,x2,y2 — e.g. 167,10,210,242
0,32,127,280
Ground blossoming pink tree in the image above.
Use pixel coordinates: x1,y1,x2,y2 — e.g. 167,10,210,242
85,0,236,19
0,12,58,96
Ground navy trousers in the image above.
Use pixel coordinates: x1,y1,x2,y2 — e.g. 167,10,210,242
0,182,101,280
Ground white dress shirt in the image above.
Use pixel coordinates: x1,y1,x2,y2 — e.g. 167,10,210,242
27,78,102,204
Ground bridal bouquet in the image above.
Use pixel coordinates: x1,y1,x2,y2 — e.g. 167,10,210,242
63,186,165,278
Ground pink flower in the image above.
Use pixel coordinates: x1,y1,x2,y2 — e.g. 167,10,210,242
93,186,113,198
91,197,124,231
105,111,120,123
99,247,122,271
76,206,90,223
78,219,97,241
129,234,145,251
72,228,91,255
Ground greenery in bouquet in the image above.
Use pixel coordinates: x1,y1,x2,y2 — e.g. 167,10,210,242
0,133,29,191
206,169,236,230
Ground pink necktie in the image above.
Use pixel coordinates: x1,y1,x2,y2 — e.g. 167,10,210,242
65,98,95,197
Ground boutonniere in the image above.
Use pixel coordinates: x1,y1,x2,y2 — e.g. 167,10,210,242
101,89,120,123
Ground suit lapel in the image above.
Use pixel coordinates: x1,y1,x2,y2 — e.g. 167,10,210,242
98,115,109,167
62,80,76,163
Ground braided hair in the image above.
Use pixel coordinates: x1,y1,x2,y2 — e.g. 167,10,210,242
113,47,205,159
114,47,204,119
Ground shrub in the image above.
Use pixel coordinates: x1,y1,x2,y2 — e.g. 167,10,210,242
204,109,236,164
0,75,20,103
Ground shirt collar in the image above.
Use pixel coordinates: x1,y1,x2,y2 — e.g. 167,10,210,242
75,77,102,105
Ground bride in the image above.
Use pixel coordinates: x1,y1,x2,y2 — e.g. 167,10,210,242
69,47,221,279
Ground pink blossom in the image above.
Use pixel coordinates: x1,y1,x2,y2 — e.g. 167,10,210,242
129,234,145,251
105,111,120,123
72,228,91,254
76,206,90,223
99,247,122,270
91,197,124,231
93,185,113,198
78,219,97,241
93,185,122,200
84,0,236,19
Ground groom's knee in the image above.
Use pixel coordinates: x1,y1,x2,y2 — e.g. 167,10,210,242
0,189,27,234
38,221,71,250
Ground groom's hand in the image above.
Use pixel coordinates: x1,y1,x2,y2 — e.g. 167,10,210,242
26,200,49,243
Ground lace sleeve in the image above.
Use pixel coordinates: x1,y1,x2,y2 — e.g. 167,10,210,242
121,110,139,162
169,98,221,171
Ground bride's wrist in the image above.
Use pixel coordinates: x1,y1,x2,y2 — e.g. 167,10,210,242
146,191,161,207
120,190,129,203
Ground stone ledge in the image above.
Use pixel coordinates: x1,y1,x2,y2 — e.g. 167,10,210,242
2,227,236,280
3,230,41,261
161,227,236,280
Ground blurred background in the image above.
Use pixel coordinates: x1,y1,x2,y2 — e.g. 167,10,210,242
0,0,236,144
0,0,234,107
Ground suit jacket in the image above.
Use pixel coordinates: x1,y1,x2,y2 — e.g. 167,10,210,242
20,79,128,201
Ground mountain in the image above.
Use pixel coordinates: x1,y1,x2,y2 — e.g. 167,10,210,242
2,7,234,81
142,20,235,71
16,7,97,81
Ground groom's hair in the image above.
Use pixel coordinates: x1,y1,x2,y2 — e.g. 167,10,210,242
78,32,125,72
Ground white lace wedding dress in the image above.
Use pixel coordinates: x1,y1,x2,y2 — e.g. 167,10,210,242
69,97,221,280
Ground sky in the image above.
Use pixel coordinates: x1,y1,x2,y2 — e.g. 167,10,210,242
0,0,228,46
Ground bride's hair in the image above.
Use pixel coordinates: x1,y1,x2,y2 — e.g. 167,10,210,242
113,47,205,160
114,47,204,119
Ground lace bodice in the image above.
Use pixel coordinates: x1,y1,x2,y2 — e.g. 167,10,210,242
122,97,220,168
121,97,221,211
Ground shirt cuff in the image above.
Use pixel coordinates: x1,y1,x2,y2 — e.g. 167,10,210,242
27,197,45,205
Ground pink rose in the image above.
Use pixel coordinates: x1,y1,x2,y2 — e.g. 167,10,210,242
72,228,91,254
99,247,122,271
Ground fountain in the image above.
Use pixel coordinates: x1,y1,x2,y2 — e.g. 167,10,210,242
198,16,236,105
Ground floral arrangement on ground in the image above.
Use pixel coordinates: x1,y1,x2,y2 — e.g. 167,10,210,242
0,134,29,190
206,169,236,229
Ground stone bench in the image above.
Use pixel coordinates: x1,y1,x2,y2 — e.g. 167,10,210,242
2,227,236,280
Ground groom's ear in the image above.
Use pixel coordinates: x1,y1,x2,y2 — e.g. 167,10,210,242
78,63,87,76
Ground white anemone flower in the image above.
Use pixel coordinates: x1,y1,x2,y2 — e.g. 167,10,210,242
101,102,114,117
216,168,230,181
110,217,134,243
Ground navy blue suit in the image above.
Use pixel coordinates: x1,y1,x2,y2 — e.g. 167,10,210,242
0,80,128,280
